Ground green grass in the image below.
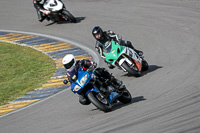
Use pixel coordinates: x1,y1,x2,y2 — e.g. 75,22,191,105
0,42,56,105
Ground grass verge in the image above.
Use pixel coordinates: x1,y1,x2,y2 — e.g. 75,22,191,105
0,41,56,105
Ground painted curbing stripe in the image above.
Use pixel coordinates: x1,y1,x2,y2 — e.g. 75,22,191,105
28,86,68,95
0,100,39,116
47,48,88,59
5,35,35,42
0,31,94,116
53,67,67,77
15,36,41,44
46,76,67,83
25,38,59,46
56,54,93,68
0,33,21,40
2,34,33,41
0,32,9,35
11,86,68,102
41,81,68,88
33,41,74,48
0,33,35,42
33,41,66,48
33,43,76,53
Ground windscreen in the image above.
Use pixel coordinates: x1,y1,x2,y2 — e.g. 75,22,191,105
102,41,112,53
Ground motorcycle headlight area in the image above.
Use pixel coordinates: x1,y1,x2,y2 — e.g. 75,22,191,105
80,74,88,86
73,85,81,92
72,74,88,92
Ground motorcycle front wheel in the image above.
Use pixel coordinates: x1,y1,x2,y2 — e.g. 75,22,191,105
62,9,76,23
121,62,141,77
118,88,132,104
87,91,112,112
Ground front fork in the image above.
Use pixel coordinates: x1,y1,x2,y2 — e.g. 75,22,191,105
48,12,60,22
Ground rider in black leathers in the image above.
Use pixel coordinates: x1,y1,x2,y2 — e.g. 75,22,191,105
62,54,123,105
33,0,50,22
92,26,143,69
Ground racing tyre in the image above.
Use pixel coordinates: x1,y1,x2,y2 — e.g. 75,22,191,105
87,91,112,112
142,60,149,71
118,89,132,104
121,62,141,77
62,9,76,23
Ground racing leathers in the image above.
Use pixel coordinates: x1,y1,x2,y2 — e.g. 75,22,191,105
33,0,50,22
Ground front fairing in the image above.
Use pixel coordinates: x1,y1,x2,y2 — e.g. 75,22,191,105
70,68,95,94
103,40,125,64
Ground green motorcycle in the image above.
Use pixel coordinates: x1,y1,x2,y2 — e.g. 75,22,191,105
102,40,148,77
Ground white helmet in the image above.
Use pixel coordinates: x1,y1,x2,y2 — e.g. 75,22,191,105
62,54,76,70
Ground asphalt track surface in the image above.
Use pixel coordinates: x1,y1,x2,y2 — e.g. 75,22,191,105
0,0,200,133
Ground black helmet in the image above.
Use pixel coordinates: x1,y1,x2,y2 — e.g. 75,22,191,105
92,26,104,40
36,0,42,2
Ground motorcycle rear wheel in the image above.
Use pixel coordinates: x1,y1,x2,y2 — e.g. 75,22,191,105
62,9,76,23
118,89,132,104
87,92,112,112
121,62,141,77
142,60,149,71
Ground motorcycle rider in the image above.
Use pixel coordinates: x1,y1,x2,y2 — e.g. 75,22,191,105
33,0,51,22
62,54,123,105
92,26,143,69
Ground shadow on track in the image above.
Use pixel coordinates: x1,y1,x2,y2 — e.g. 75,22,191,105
142,65,163,76
122,65,163,77
111,96,146,111
90,96,146,112
45,17,86,26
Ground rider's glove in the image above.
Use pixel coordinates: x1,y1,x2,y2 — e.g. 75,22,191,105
63,79,68,84
92,62,97,68
88,63,97,72
43,10,51,15
108,63,115,69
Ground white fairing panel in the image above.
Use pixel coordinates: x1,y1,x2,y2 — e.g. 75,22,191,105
43,0,63,11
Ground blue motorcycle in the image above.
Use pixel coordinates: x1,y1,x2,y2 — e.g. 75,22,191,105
64,67,132,112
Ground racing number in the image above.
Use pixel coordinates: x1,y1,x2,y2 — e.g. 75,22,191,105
129,49,133,57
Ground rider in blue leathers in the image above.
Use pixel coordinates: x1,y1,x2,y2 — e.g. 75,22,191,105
62,54,122,105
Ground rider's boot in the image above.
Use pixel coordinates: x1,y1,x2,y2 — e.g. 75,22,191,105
46,16,50,21
107,63,115,69
97,68,124,92
121,41,143,56
110,76,124,91
126,41,134,49
111,76,122,86
125,41,143,56
79,95,91,105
